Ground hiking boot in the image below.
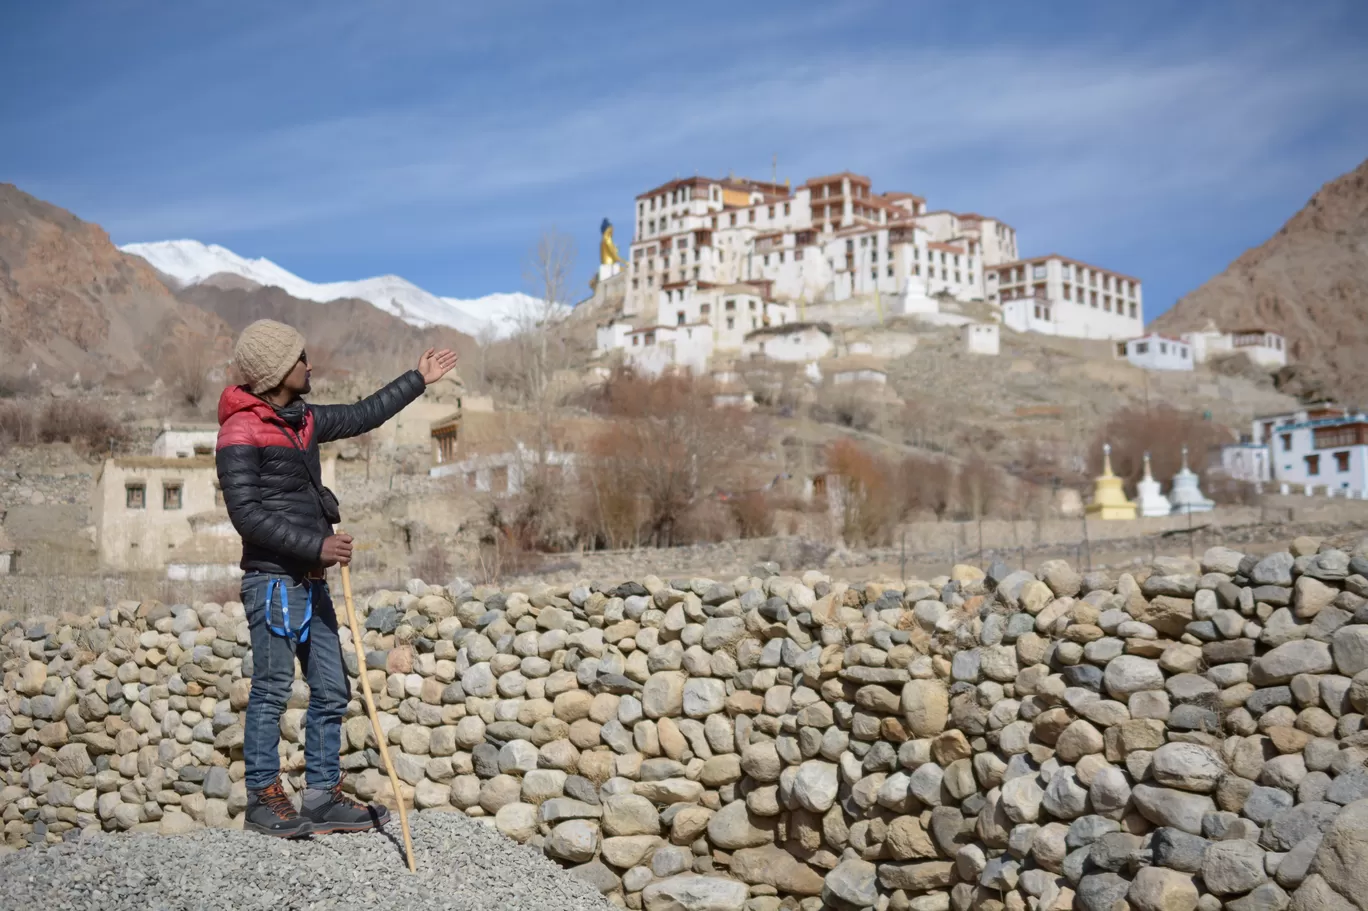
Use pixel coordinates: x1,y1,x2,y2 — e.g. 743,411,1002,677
245,779,313,839
300,776,390,834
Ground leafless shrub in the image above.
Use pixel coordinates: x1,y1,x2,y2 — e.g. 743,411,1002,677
1092,405,1232,489
729,491,776,538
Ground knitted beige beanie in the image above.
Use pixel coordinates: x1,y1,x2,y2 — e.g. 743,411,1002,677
233,319,305,393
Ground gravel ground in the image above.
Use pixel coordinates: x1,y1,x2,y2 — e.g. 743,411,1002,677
0,812,614,911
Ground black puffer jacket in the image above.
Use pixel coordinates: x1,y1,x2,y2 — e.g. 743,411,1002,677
215,371,425,577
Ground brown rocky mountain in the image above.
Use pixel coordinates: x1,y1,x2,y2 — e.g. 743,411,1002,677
177,280,476,383
0,184,230,386
1152,157,1368,404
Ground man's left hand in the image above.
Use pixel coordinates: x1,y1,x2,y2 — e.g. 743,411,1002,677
418,348,459,385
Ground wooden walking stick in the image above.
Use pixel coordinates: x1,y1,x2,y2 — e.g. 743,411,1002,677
339,558,417,873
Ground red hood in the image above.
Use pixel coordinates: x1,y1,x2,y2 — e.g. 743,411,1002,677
217,385,276,426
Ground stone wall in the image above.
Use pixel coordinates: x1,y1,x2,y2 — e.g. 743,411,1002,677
3,536,1368,911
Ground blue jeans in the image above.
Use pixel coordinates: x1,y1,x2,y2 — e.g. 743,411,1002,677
241,572,349,791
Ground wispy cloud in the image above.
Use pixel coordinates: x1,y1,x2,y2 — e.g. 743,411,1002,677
4,2,1366,305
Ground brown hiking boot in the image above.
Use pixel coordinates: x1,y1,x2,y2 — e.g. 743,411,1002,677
245,779,313,839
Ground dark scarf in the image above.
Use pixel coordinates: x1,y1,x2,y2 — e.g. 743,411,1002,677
270,397,308,430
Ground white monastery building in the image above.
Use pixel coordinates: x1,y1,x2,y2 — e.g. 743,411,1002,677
1181,324,1289,368
1116,333,1194,371
598,168,1144,373
989,255,1144,341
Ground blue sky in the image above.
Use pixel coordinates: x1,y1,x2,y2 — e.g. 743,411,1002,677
3,0,1366,318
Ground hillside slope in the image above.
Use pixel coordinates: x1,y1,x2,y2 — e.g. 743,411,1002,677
0,184,228,385
177,282,476,384
1152,157,1368,402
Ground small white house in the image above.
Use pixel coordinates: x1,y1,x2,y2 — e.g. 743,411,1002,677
962,322,1000,356
151,424,219,459
741,322,834,363
1229,328,1288,368
1181,324,1288,368
712,380,755,410
1117,333,1193,371
1220,442,1272,484
823,355,888,387
1269,413,1368,494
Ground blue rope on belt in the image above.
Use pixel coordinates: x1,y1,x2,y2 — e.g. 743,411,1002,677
266,578,313,644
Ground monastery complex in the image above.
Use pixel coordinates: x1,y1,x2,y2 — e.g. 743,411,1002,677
593,170,1290,383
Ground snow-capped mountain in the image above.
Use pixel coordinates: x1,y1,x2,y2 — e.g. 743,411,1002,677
120,239,557,339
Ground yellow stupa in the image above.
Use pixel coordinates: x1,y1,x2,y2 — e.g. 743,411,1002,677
1086,443,1138,520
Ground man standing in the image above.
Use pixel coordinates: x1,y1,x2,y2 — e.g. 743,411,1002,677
215,319,457,838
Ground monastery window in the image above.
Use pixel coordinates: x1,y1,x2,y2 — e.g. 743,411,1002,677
644,331,655,345
941,269,948,280
1063,286,1072,301
871,269,877,281
1104,298,1112,313
677,311,686,325
1034,305,1042,319
1129,303,1137,318
749,210,756,223
1306,454,1321,476
1091,291,1098,306
730,213,737,227
888,266,895,277
749,300,757,311
1281,434,1292,451
784,203,791,216
955,271,962,283
701,303,711,316
870,250,877,262
764,254,770,266
1159,342,1168,354
726,317,735,330
725,300,736,312
632,335,639,346
1336,451,1351,473
1135,342,1149,354
768,206,775,218
1032,264,1046,280
752,318,758,329
913,264,920,275
631,279,638,290
126,483,146,510
779,252,785,264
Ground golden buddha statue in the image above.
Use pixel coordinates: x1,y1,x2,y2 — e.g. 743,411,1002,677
600,218,625,267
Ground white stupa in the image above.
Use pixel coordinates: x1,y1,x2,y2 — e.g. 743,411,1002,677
1169,445,1215,514
1136,452,1172,518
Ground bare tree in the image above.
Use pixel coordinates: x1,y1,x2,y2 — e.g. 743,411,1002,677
162,331,220,409
581,370,756,548
515,227,576,409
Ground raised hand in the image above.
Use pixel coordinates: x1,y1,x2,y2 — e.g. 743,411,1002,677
418,348,459,385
